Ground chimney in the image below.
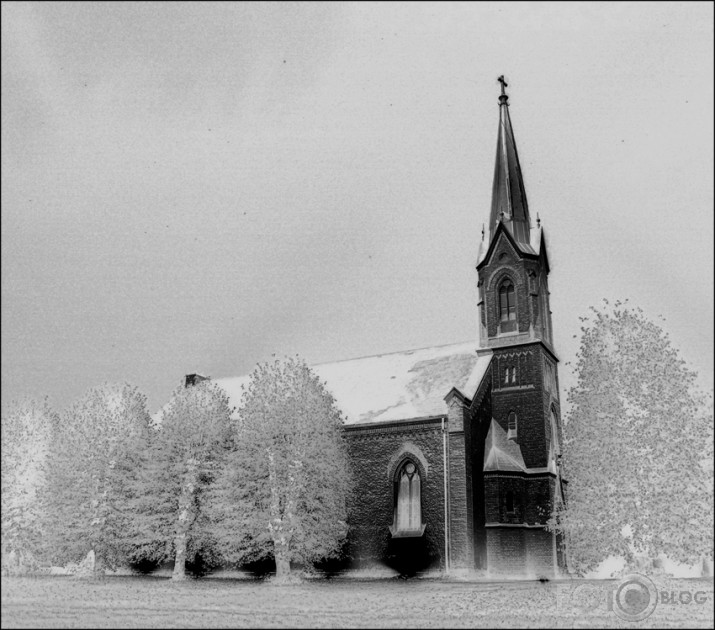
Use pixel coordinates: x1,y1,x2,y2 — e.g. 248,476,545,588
184,373,209,388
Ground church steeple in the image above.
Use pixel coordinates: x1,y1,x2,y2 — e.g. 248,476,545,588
488,76,531,246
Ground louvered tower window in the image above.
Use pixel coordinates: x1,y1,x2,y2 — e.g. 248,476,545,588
499,281,517,332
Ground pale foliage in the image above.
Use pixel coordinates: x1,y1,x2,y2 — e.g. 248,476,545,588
42,383,152,573
1,398,54,571
208,356,352,578
550,300,714,575
125,381,233,579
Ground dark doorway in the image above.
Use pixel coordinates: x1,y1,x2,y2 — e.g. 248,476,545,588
384,536,437,577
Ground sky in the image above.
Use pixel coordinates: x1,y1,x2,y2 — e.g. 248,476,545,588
2,1,713,415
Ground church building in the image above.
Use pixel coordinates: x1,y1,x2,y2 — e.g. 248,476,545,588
209,79,566,578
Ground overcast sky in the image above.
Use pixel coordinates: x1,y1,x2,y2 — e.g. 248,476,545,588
2,1,713,415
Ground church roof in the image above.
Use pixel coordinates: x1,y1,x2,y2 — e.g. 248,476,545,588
483,418,527,472
213,341,492,426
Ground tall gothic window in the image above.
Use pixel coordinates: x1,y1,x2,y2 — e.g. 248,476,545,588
499,281,517,332
390,460,425,537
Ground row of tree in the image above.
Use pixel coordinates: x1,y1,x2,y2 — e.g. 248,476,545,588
1,357,352,581
3,303,713,579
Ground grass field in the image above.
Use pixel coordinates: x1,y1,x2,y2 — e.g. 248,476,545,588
1,574,713,628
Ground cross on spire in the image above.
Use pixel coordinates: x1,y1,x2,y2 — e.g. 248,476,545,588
498,75,508,96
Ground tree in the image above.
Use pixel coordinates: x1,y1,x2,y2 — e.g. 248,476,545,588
550,300,714,575
208,356,352,582
126,380,233,580
42,383,152,577
1,398,55,573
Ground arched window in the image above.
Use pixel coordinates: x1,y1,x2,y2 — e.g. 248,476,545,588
390,460,425,537
499,281,517,332
507,411,517,439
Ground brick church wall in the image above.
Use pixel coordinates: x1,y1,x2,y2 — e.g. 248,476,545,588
486,527,555,578
446,396,474,570
485,476,554,524
524,528,555,577
448,431,470,568
486,528,525,576
524,476,554,525
484,475,526,524
484,472,557,576
344,418,446,572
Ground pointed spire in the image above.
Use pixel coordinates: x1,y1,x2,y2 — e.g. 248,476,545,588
489,76,531,246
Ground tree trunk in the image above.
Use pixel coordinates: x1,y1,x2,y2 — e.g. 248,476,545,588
274,540,291,580
172,532,187,580
172,458,197,581
266,447,292,582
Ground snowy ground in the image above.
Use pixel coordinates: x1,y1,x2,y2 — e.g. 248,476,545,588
1,575,713,628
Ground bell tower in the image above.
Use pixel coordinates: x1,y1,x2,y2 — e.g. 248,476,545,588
472,77,566,577
476,75,554,351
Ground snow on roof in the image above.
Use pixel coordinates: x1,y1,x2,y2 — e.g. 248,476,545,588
483,419,527,472
213,341,492,426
